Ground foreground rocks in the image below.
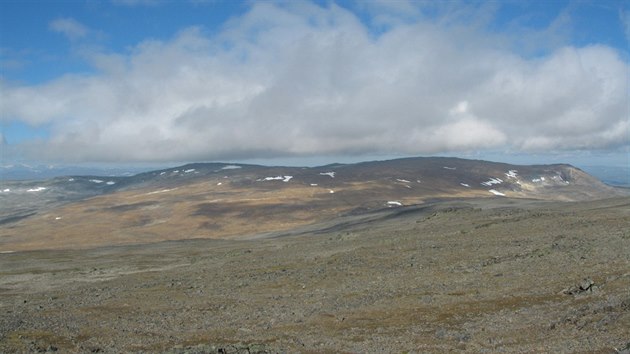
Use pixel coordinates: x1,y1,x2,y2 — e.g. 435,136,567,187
1,197,629,353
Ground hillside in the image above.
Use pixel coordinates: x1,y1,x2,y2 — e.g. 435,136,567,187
1,157,629,353
1,197,629,352
0,157,625,252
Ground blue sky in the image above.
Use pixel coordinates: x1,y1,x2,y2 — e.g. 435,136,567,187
1,0,628,169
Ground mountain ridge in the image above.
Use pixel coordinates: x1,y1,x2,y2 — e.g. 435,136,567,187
0,156,627,252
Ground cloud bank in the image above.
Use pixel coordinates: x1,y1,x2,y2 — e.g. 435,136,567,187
2,2,628,162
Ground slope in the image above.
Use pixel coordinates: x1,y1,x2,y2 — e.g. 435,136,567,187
0,157,625,251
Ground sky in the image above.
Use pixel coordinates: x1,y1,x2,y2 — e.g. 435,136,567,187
0,0,629,169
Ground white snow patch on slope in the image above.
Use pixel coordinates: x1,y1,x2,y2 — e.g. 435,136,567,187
443,166,456,170
460,183,470,187
27,187,46,192
259,176,293,182
387,201,403,206
160,172,166,175
552,175,569,184
89,179,104,184
489,189,505,196
396,179,410,183
106,181,115,185
481,178,503,187
146,188,177,195
532,177,545,183
329,190,335,194
1,188,10,192
320,172,335,178
184,169,196,173
505,170,518,178
221,165,242,170
310,183,318,186
68,178,75,182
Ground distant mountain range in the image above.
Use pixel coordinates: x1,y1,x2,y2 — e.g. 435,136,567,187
0,163,156,180
579,165,629,187
2,160,628,187
1,157,627,252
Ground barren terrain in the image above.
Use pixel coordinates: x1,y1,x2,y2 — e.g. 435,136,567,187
1,197,629,353
1,158,624,252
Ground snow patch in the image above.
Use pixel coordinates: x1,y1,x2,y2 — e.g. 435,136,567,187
443,166,456,170
481,178,503,187
55,217,62,220
160,172,166,175
1,188,10,193
27,187,46,192
319,172,335,178
217,182,222,186
259,176,293,182
488,189,505,196
221,165,242,170
106,181,115,185
310,183,318,186
68,178,75,182
329,190,335,194
184,169,196,173
396,179,410,183
387,201,403,206
505,170,518,178
460,183,470,187
89,179,104,184
552,175,569,184
0,251,15,254
532,177,545,183
146,188,176,195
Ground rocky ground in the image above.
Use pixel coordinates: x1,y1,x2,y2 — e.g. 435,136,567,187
1,197,629,353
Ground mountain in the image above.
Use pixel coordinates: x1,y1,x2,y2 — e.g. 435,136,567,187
1,157,629,353
580,165,630,187
0,157,626,251
0,163,153,180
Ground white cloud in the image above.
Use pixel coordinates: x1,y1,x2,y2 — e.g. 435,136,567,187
3,2,629,162
49,18,89,40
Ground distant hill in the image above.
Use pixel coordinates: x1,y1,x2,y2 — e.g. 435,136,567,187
580,165,630,187
0,163,155,180
1,157,627,251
